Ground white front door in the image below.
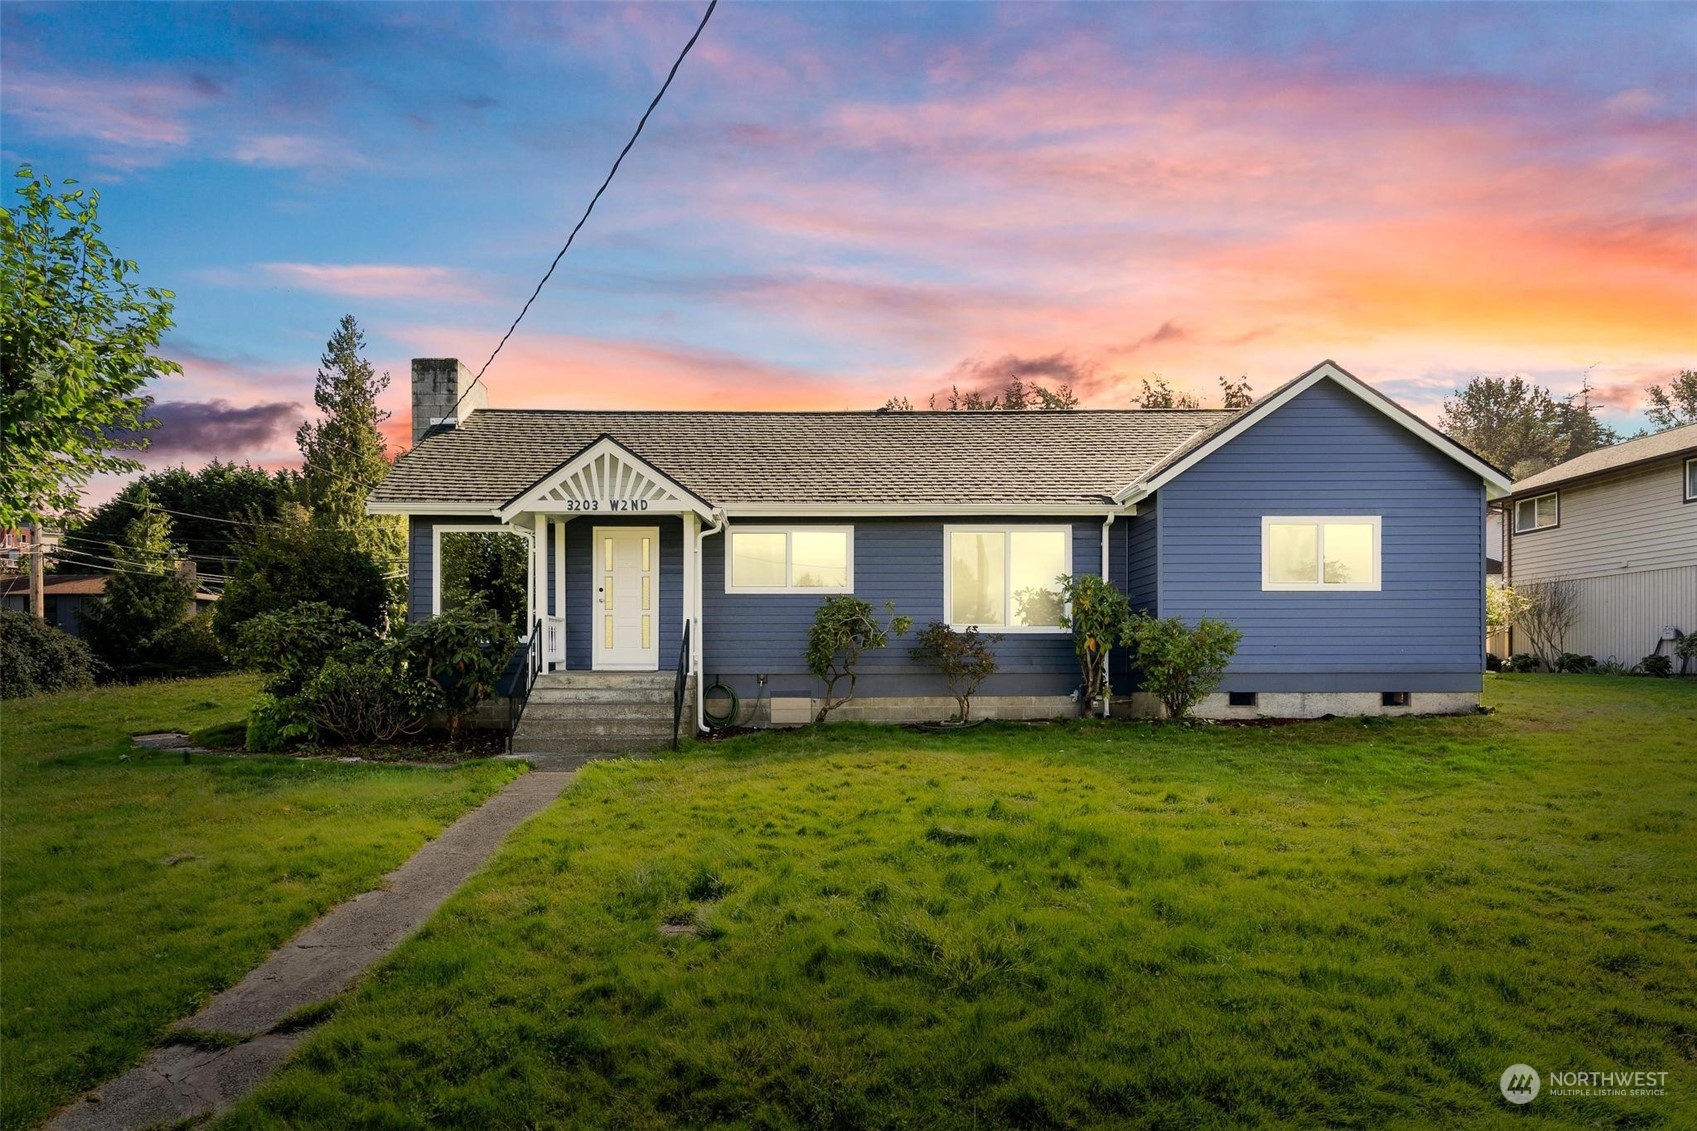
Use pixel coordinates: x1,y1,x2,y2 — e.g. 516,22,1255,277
592,526,660,670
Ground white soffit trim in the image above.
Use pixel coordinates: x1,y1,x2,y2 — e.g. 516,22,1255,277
1115,360,1513,503
723,503,1132,518
366,500,496,516
496,434,714,522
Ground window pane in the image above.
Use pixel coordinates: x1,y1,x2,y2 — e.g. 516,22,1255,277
950,531,1006,625
730,532,787,588
1515,499,1535,532
791,530,848,588
1323,523,1374,585
1267,524,1319,584
1009,530,1067,627
1687,460,1696,500
1535,494,1557,526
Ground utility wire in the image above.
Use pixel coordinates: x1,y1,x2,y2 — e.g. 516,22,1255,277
452,0,717,418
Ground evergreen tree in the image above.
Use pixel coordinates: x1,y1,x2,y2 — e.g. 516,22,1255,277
80,492,193,671
295,316,401,540
295,315,405,585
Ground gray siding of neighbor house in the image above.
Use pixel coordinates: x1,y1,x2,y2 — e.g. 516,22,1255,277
1157,380,1486,693
1510,459,1697,581
1507,458,1697,662
565,516,685,671
701,518,1101,701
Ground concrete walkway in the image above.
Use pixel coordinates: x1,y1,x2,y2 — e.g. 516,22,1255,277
49,769,574,1131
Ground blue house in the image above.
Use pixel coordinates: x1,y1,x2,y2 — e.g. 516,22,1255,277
369,360,1510,752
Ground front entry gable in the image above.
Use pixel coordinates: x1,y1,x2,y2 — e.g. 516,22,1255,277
497,434,715,522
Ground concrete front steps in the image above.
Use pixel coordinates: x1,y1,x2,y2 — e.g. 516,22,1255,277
508,671,695,766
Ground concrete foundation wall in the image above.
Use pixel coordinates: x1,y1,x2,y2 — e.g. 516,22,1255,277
1122,690,1479,720
746,694,1079,726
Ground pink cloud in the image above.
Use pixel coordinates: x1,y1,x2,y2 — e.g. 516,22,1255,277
230,134,362,169
254,263,485,303
1,64,209,168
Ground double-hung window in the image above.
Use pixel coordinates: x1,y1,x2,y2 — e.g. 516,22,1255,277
945,526,1070,630
1261,517,1381,591
1684,458,1695,503
1513,492,1559,532
726,527,853,593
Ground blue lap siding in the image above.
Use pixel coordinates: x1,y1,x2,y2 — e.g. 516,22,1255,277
701,518,1100,701
1155,381,1486,693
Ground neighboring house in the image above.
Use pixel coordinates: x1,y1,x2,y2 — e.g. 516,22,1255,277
1499,423,1697,666
369,358,1509,740
0,572,221,637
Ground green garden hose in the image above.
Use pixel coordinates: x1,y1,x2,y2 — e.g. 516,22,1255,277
703,681,739,728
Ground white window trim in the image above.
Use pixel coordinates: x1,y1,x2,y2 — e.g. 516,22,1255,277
943,524,1073,633
724,525,855,594
1512,492,1559,533
1260,516,1382,593
432,523,533,618
1684,458,1696,503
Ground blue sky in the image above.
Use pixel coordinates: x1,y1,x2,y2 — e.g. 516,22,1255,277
3,2,1693,497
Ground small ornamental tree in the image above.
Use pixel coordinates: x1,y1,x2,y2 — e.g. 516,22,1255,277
1056,574,1132,715
1125,613,1242,720
805,595,912,722
1515,577,1580,672
1486,583,1532,636
910,621,1002,722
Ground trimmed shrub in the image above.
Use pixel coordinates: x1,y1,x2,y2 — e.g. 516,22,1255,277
403,601,517,740
1125,614,1242,720
235,602,372,697
0,609,95,699
1557,652,1597,674
301,644,430,745
1638,655,1673,678
910,621,1001,723
216,518,389,646
1502,653,1541,673
245,694,317,752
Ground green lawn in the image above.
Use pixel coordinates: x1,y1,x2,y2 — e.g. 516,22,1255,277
222,676,1695,1130
0,676,525,1131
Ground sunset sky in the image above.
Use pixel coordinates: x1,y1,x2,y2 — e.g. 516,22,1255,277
3,2,1693,494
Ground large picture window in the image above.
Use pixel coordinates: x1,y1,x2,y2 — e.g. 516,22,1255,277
1513,492,1559,533
945,526,1070,630
726,527,852,593
1261,516,1381,591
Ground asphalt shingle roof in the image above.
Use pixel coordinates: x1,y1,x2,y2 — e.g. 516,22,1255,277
371,409,1240,510
1510,422,1697,496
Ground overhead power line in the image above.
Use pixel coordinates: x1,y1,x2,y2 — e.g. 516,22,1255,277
453,0,718,418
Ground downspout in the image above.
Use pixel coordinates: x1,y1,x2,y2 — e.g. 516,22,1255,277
1099,512,1116,718
695,509,726,733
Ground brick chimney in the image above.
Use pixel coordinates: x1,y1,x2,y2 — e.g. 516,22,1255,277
411,358,487,443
